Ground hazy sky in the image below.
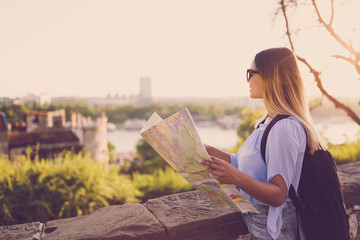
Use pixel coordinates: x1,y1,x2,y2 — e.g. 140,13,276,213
1,0,359,99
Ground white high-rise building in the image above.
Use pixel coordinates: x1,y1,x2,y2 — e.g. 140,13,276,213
140,77,152,103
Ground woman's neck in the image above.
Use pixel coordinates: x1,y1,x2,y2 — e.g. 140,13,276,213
265,115,273,124
265,111,278,123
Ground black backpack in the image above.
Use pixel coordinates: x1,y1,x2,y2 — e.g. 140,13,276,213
260,114,349,240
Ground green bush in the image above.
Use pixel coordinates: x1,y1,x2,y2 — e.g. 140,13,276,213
133,138,170,173
329,140,360,165
229,108,265,153
133,167,193,202
0,152,141,226
0,150,197,226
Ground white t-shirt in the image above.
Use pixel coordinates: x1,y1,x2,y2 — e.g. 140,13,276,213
230,117,306,239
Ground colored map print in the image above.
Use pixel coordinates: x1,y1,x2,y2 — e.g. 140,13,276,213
140,108,259,214
140,108,211,176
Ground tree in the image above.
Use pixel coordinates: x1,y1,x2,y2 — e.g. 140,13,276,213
135,138,159,161
0,104,30,125
276,0,360,125
230,108,265,153
134,139,169,173
236,108,265,142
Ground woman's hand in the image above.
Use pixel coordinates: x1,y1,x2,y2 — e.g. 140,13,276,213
200,157,239,184
201,157,287,207
203,144,231,163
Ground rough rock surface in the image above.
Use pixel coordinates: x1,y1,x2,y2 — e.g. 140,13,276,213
42,203,167,240
349,207,360,240
339,161,360,208
339,161,360,240
145,190,248,240
0,222,43,240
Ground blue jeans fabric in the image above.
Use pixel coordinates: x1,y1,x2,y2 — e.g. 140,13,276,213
242,201,299,240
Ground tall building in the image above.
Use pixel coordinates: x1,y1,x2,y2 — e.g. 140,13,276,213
139,77,152,103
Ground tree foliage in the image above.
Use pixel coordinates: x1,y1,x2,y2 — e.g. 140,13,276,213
133,167,193,203
0,149,193,226
228,108,266,153
0,152,141,226
236,108,266,142
0,104,30,124
328,140,360,165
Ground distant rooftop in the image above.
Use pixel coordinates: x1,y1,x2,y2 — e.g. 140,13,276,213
9,131,79,148
26,110,60,116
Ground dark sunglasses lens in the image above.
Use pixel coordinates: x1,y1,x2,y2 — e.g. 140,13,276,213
247,70,252,81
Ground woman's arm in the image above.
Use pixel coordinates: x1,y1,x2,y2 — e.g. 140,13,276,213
200,157,287,207
204,144,231,163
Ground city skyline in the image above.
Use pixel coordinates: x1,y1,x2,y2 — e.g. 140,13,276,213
1,1,359,99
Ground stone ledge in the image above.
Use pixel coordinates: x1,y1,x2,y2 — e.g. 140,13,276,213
0,161,359,240
337,161,360,240
42,204,167,240
145,190,248,240
339,161,360,208
0,222,44,240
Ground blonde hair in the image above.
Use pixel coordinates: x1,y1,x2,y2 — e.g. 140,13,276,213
254,47,326,153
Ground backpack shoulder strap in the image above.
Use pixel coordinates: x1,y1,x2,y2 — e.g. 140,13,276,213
257,116,267,129
260,114,290,163
260,114,300,208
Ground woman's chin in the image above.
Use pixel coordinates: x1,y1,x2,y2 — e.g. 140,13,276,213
250,93,262,99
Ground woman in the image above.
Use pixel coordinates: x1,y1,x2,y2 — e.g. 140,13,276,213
200,47,325,239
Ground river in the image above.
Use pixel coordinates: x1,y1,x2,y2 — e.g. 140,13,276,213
107,117,360,153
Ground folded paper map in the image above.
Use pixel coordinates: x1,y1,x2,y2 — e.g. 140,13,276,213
140,107,259,214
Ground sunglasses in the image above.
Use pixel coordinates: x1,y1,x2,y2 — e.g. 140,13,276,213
246,69,260,82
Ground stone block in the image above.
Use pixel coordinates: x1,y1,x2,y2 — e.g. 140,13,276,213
0,222,44,240
43,203,167,240
338,161,360,208
348,205,360,240
145,190,248,240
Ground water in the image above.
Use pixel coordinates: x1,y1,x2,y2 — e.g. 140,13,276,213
107,119,360,153
107,126,237,153
315,118,360,144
